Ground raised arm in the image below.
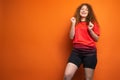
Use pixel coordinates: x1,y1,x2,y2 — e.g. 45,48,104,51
88,22,99,42
69,17,76,40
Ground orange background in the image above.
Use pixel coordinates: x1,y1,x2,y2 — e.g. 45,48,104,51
1,0,120,80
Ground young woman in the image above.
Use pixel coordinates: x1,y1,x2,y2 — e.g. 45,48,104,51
64,3,100,80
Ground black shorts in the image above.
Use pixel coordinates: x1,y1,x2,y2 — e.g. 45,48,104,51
68,48,97,69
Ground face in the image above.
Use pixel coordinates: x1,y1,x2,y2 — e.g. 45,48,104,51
80,5,89,18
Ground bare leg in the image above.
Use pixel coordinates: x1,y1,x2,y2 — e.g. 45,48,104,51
84,68,95,80
64,62,78,80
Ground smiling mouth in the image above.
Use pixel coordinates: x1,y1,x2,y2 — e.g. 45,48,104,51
82,13,87,15
82,12,87,14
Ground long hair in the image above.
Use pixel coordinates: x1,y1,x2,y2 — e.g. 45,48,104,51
74,3,98,25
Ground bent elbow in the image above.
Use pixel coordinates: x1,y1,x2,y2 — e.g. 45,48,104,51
70,36,74,40
95,39,98,42
69,35,74,40
94,37,99,42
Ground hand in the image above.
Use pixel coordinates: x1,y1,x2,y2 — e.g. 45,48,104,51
88,21,94,30
70,17,76,25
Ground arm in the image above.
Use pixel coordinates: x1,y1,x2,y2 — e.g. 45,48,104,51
69,17,76,40
69,23,76,39
88,29,99,42
88,22,99,42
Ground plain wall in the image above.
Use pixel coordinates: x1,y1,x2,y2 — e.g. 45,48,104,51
1,0,120,80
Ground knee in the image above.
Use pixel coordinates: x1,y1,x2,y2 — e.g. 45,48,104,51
85,77,93,80
64,72,73,80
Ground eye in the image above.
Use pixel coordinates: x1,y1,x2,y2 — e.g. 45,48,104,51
81,8,84,10
85,9,88,11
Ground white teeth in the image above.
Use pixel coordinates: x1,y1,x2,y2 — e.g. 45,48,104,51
82,12,86,14
82,13,86,15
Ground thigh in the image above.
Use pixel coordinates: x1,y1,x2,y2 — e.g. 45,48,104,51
83,55,97,69
64,62,78,76
68,48,82,68
84,68,95,80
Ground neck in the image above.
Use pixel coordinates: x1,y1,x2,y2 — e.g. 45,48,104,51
81,17,86,22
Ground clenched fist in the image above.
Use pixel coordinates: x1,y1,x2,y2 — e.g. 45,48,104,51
70,17,76,25
88,21,94,30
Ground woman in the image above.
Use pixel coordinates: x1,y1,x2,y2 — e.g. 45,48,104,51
64,3,100,80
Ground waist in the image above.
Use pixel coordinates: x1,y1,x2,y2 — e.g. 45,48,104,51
73,43,96,49
72,47,97,56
